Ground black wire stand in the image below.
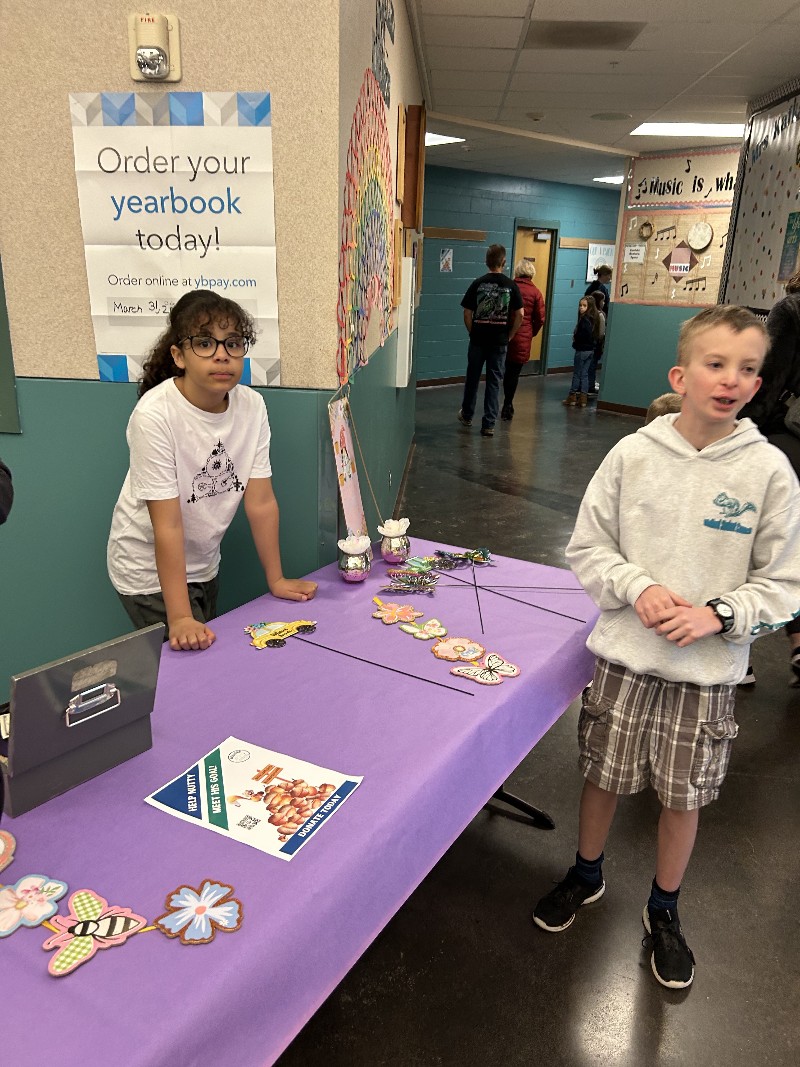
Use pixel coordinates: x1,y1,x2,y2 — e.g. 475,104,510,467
488,784,555,830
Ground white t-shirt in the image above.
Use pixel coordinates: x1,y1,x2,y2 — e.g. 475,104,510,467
107,378,272,595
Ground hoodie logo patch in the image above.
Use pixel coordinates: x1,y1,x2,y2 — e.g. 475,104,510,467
703,492,756,534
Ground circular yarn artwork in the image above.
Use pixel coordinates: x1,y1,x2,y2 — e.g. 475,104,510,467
337,68,395,385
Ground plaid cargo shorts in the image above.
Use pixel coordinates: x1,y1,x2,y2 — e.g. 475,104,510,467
578,657,738,811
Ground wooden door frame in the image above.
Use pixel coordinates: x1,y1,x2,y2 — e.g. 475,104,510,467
512,218,559,374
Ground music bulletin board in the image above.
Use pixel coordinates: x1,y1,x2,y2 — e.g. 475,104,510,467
721,81,800,313
615,146,740,307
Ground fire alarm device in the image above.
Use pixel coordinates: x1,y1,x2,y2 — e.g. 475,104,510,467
128,12,181,82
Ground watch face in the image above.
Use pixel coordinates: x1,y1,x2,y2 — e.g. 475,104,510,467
687,221,713,252
717,602,733,619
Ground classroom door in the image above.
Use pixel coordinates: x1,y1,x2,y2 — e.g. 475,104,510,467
511,226,554,375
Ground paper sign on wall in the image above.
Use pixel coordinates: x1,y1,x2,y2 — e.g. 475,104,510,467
70,92,281,386
586,243,615,282
623,244,646,264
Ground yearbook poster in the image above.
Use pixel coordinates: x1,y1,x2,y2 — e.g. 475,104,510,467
70,91,281,385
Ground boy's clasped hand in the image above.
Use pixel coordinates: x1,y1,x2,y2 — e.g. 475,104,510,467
635,584,722,647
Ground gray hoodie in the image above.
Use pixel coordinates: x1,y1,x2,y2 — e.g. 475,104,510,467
566,414,800,685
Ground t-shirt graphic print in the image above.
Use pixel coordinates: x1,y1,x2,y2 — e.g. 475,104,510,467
474,281,512,326
189,440,245,503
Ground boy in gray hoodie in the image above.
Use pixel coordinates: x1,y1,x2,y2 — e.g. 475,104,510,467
533,305,800,989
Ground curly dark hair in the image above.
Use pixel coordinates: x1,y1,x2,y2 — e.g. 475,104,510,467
138,290,257,397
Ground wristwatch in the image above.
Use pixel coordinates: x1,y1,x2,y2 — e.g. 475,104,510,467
706,598,734,634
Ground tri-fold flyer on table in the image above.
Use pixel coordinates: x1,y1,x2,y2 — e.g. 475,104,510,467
145,737,362,860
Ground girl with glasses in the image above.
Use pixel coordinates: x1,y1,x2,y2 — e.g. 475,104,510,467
108,290,316,651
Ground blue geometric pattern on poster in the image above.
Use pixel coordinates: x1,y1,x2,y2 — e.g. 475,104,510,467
97,355,130,382
237,93,271,127
239,358,252,386
169,92,205,126
101,93,136,126
151,764,203,818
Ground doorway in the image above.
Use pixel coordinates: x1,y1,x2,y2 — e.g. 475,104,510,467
511,223,557,375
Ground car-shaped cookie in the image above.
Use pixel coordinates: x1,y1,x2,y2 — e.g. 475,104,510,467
244,620,317,648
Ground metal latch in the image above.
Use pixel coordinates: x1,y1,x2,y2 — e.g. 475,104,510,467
65,683,120,727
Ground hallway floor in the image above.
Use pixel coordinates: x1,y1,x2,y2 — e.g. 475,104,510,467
278,375,800,1067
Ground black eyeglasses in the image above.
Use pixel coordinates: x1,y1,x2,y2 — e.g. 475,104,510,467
180,335,249,359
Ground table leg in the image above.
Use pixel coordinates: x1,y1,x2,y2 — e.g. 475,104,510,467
490,785,555,830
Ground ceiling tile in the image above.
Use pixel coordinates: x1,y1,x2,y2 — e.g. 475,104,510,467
422,15,525,49
528,0,795,20
420,0,530,15
509,72,686,96
694,74,793,97
628,22,766,52
430,69,511,92
424,46,516,72
503,89,674,110
428,107,503,123
514,48,728,76
737,21,800,53
653,103,748,119
713,49,800,79
433,88,505,108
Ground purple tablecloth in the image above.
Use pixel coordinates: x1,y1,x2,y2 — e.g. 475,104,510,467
4,540,597,1067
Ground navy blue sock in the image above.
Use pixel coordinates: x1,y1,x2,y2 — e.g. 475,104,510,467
574,850,604,888
648,879,679,914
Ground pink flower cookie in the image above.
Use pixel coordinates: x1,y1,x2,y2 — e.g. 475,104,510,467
431,636,486,662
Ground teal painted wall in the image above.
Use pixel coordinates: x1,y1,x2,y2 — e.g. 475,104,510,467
601,303,692,409
415,166,621,380
0,334,414,703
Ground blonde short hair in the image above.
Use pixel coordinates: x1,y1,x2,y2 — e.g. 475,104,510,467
677,305,768,366
514,259,536,280
645,392,683,424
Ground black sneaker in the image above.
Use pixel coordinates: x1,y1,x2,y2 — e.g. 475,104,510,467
738,665,755,687
533,867,605,932
500,405,513,420
642,906,695,988
457,409,472,427
480,426,494,437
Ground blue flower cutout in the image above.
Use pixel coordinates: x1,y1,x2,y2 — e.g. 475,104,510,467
155,880,243,945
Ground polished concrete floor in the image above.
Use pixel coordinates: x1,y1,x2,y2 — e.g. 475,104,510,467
278,375,800,1067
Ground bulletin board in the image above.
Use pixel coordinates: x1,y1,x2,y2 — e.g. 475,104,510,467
721,78,800,313
615,146,740,307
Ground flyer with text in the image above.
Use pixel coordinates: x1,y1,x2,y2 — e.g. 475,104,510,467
145,737,362,860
